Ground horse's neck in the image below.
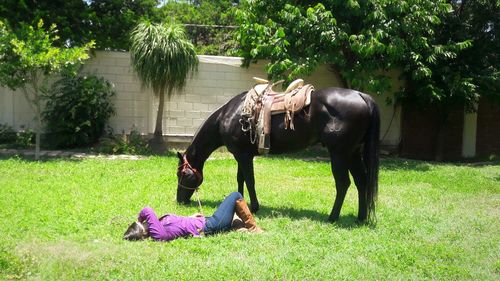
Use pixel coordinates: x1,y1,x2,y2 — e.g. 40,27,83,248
185,116,222,170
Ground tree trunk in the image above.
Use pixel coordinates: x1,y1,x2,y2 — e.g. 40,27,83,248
35,109,41,160
34,86,43,160
154,88,165,138
21,85,41,160
149,86,167,154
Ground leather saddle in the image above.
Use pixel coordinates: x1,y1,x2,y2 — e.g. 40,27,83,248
240,77,315,154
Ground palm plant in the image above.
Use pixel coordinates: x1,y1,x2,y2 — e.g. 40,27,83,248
129,21,198,152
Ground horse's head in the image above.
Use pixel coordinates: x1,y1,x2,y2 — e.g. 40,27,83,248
176,152,203,204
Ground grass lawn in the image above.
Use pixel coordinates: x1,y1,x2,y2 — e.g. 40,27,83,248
0,152,498,280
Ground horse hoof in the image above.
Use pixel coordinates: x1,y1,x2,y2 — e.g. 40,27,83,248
251,205,259,213
357,217,367,223
328,216,339,223
178,200,191,205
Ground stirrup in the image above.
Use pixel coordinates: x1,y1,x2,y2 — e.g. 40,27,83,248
258,133,270,154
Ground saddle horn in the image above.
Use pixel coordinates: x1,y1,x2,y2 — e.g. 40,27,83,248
268,79,285,92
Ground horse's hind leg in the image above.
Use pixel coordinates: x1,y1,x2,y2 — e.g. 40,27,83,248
349,149,368,221
328,151,351,222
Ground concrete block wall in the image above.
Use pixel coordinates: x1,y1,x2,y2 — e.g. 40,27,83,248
83,51,151,135
0,51,402,148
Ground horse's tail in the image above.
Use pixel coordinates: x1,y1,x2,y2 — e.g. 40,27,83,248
361,94,380,223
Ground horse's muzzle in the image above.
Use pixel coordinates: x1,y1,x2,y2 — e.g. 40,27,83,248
177,198,191,205
176,189,192,204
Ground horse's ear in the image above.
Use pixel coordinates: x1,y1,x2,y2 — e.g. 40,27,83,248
177,152,183,160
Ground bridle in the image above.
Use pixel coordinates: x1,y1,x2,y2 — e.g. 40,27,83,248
177,154,204,214
178,154,203,189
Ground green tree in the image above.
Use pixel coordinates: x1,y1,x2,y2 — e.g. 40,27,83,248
155,0,239,55
0,0,160,50
89,0,159,50
0,0,92,47
397,0,499,159
0,20,94,159
427,0,499,106
236,0,488,160
236,0,467,94
129,21,198,152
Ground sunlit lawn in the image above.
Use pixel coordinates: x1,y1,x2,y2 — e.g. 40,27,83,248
0,152,498,280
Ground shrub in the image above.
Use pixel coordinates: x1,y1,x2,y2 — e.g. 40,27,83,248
0,124,33,148
43,75,115,148
0,123,16,144
96,127,150,155
15,129,34,148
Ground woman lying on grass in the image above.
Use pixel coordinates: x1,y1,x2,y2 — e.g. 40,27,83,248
123,192,263,241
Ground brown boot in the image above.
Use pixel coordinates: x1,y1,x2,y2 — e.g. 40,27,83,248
231,213,248,232
235,199,263,233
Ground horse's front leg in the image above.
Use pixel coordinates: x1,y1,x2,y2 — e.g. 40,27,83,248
236,154,259,213
237,163,244,197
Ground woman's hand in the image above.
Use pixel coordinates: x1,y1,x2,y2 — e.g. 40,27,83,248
190,213,203,218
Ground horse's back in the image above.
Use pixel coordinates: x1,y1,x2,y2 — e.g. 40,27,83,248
313,87,373,114
310,87,373,151
216,87,376,155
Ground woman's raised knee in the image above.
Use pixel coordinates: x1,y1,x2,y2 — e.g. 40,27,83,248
229,191,243,200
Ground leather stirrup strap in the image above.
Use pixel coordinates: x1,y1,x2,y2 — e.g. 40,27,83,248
262,95,274,135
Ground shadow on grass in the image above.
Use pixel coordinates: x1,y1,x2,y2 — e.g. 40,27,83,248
0,154,85,163
265,152,434,172
380,158,432,171
382,157,500,170
193,199,363,229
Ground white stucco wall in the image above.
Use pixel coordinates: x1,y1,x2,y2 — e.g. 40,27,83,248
0,51,402,147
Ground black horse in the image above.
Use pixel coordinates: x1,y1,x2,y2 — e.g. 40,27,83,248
176,87,380,222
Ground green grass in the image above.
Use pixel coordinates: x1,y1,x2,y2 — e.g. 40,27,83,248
0,153,498,280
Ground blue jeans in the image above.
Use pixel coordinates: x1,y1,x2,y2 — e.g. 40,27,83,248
203,192,243,235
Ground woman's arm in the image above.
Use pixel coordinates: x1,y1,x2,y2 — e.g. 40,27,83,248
138,207,175,241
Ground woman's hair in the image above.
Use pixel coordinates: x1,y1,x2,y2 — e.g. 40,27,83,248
123,221,149,241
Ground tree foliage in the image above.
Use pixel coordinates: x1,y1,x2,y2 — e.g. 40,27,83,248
88,0,159,50
416,0,500,111
0,19,94,159
130,21,198,97
155,0,240,55
0,0,241,53
0,0,159,50
0,0,91,47
236,0,499,160
235,0,487,107
0,20,94,93
129,21,198,150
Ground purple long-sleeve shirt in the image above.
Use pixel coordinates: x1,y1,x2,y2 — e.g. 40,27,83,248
138,207,206,241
